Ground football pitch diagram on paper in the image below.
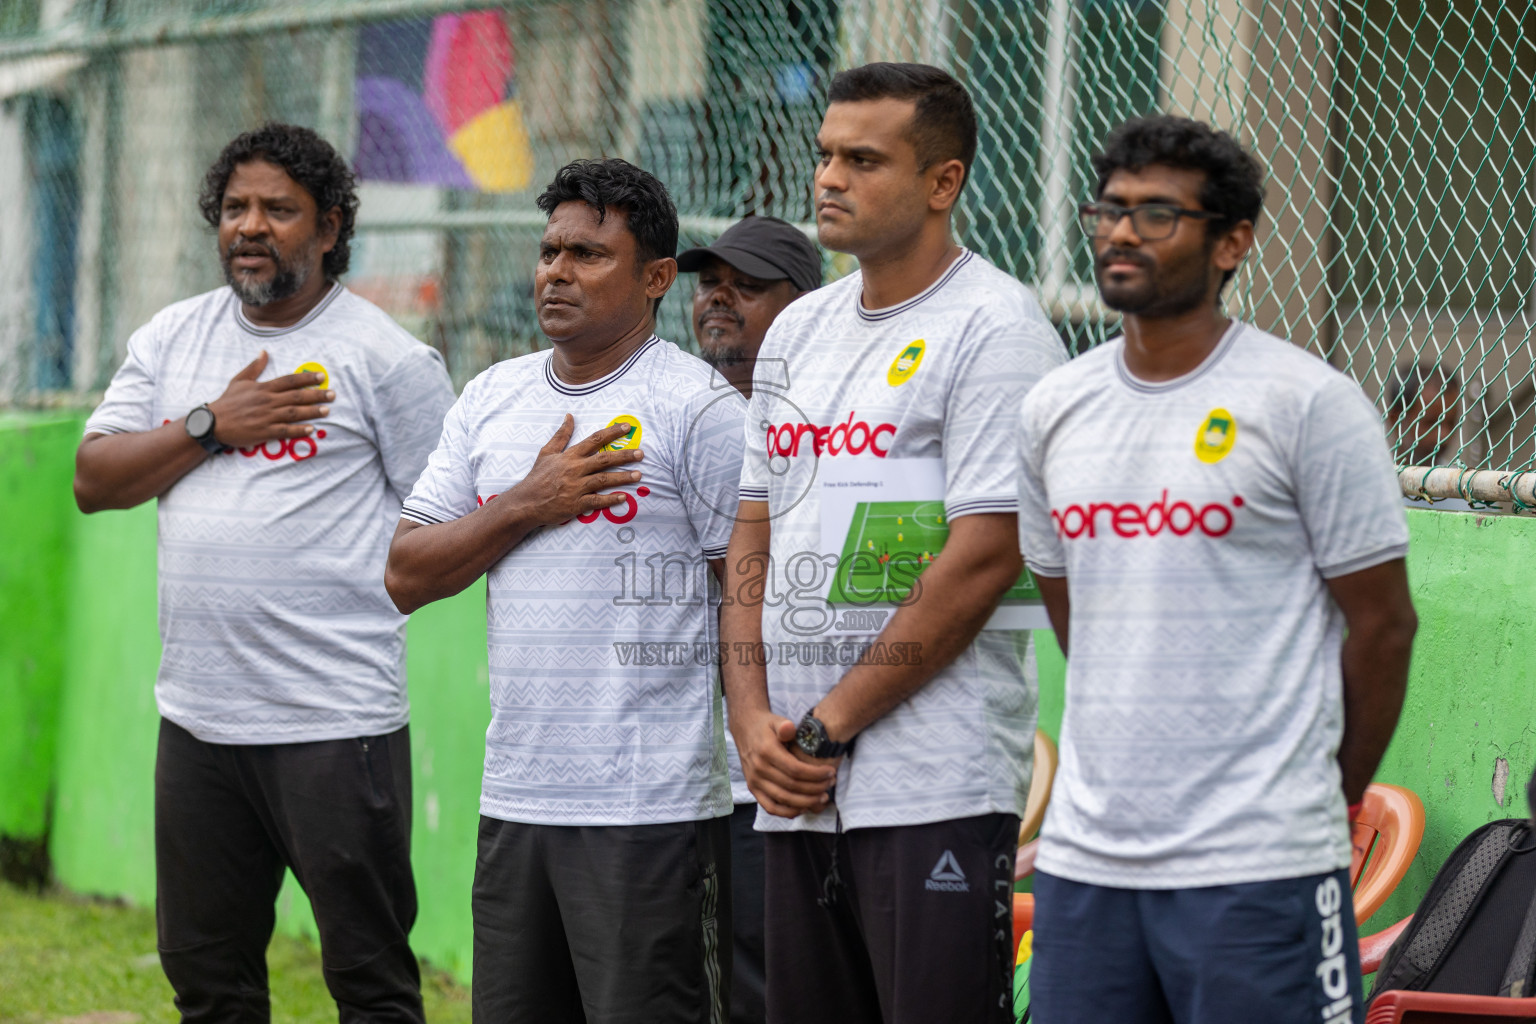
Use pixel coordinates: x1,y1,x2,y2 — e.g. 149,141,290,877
827,500,1042,606
818,458,1048,632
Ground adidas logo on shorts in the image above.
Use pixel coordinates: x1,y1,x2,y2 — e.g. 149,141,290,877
925,850,970,893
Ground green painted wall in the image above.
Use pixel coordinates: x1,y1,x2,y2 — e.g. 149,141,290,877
0,414,79,842
3,411,1533,983
50,488,160,901
1367,509,1536,930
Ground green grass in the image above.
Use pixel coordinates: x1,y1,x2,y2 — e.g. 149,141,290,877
0,882,471,1024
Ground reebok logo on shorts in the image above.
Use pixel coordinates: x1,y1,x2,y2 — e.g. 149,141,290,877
926,850,970,892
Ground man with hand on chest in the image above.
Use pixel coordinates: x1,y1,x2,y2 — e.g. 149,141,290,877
386,158,743,1024
74,122,454,1023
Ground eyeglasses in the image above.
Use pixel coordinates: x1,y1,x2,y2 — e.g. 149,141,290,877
1078,202,1221,241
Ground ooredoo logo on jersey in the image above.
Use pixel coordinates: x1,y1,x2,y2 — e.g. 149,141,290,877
764,412,896,458
161,418,327,461
1051,490,1245,540
479,485,650,525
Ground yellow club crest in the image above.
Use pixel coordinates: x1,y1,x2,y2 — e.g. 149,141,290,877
886,339,926,387
605,414,643,451
293,360,329,388
1194,407,1237,463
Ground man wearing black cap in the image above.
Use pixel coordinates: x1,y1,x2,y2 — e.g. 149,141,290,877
678,215,821,399
677,214,820,1024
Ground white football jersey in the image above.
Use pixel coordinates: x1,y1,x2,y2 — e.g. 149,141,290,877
739,250,1068,832
84,285,456,743
402,337,742,826
1017,322,1410,889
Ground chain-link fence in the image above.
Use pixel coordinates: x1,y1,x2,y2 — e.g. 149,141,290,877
0,0,1532,472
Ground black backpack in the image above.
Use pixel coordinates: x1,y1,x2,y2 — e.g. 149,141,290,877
1368,818,1536,1004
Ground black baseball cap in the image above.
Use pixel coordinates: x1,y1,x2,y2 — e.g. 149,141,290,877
676,216,822,293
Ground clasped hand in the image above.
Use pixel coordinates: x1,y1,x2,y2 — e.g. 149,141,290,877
736,712,840,819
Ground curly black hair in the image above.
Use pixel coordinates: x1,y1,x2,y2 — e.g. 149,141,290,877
1093,116,1266,231
535,158,678,263
198,123,359,278
828,62,977,187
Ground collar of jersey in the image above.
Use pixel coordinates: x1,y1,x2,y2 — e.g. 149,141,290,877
855,249,973,323
234,281,342,337
544,335,660,396
1114,319,1245,394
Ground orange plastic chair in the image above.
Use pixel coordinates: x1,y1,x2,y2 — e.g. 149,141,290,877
1013,892,1034,961
1363,990,1536,1023
1013,730,1058,883
1360,915,1413,974
1018,730,1058,846
1352,784,1429,972
1010,731,1057,959
1351,783,1427,926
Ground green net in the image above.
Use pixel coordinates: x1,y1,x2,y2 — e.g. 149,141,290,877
0,0,1532,472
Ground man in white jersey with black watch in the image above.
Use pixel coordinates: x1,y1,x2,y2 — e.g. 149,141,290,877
74,123,455,1022
386,159,743,1023
1016,116,1418,1024
721,63,1067,1023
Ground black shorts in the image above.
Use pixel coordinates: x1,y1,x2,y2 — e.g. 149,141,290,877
472,814,732,1024
763,812,1019,1024
730,802,767,1024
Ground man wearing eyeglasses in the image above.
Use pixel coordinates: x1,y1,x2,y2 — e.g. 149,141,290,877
1015,116,1416,1024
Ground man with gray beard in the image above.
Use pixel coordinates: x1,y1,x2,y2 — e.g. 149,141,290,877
74,123,454,1023
676,215,820,1024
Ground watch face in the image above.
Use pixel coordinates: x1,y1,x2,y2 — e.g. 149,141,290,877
186,406,214,438
795,719,818,754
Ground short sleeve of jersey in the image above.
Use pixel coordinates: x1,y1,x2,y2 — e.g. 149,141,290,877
1293,374,1410,578
942,308,1066,520
739,380,771,504
679,386,745,559
1016,388,1067,577
372,344,456,506
400,377,479,526
85,323,159,436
